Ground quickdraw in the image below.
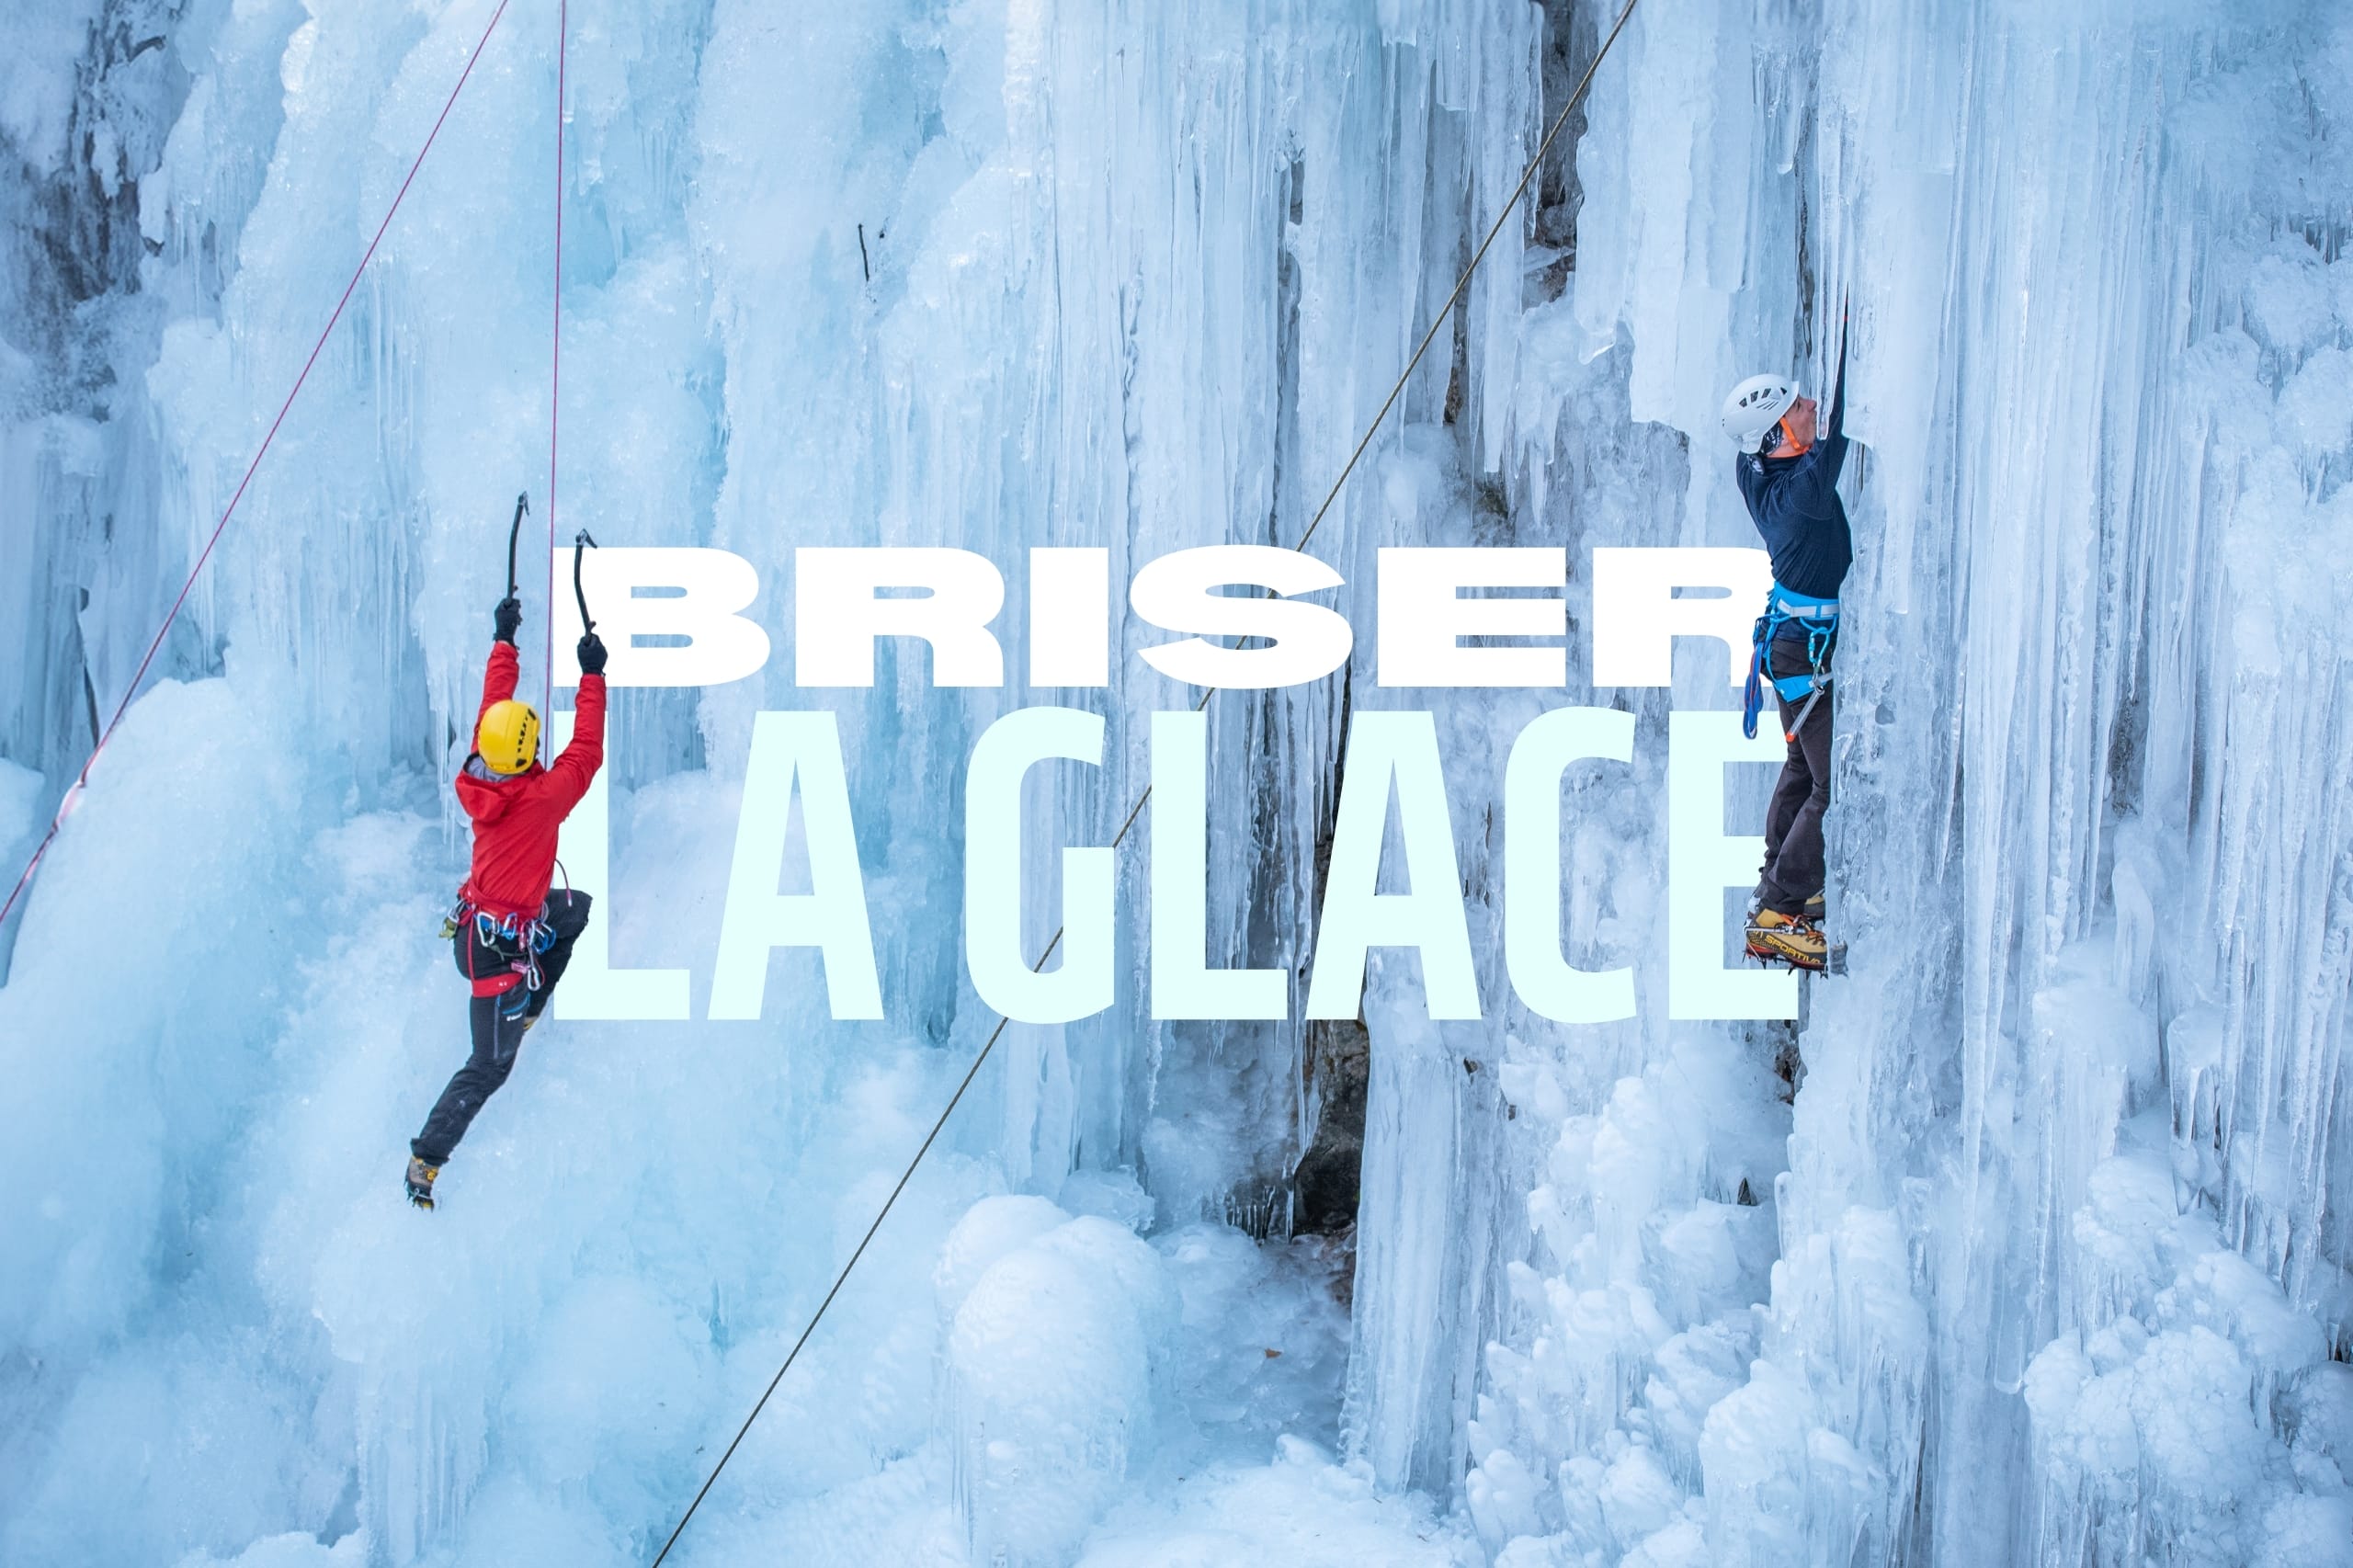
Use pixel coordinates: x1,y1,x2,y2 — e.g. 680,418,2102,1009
438,896,556,990
1741,585,1839,743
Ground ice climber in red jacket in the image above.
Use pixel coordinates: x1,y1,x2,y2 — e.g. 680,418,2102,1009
406,593,608,1209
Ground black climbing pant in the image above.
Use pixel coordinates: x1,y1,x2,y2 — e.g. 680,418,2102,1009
1756,631,1832,917
412,889,593,1166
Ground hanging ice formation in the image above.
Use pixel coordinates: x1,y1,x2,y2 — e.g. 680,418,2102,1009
2,2,2349,1565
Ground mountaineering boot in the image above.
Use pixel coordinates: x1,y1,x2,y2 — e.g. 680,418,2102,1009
1746,908,1827,971
405,1155,440,1210
1802,892,1834,971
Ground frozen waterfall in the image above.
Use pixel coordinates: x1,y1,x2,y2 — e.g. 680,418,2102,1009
3,1,2350,1565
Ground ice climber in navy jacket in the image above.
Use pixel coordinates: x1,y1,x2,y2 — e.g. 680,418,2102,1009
1721,338,1849,971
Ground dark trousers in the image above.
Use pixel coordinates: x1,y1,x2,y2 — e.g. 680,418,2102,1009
412,890,593,1165
1757,633,1833,916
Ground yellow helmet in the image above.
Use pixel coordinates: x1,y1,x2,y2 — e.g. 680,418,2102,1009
476,699,540,776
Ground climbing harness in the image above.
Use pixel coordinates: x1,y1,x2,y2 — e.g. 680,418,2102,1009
646,2,1650,1562
1741,584,1838,744
479,904,556,989
438,895,560,992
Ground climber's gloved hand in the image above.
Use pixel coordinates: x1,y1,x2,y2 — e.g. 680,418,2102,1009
493,597,524,644
576,631,608,676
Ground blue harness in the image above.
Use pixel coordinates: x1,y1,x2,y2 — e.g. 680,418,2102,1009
1742,585,1839,740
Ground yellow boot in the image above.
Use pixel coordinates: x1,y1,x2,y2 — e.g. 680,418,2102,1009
1746,908,1827,971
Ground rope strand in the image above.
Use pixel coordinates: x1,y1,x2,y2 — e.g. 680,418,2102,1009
545,0,567,728
646,5,1643,1560
0,0,519,934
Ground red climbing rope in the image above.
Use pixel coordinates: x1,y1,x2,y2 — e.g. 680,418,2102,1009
544,0,567,723
0,0,519,934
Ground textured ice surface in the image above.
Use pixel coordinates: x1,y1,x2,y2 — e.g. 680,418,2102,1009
1076,1434,1477,1567
941,1202,1176,1564
5,1,2353,1565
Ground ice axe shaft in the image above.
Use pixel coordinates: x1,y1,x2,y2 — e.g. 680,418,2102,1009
506,493,529,601
1783,676,1830,744
572,529,598,634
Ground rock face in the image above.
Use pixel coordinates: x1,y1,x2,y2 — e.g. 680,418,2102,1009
2,3,205,801
1294,1016,1370,1240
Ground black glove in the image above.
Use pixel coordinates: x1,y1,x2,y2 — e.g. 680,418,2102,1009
493,597,523,644
576,631,608,676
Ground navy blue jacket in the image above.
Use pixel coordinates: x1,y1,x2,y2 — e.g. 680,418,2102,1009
1735,350,1851,601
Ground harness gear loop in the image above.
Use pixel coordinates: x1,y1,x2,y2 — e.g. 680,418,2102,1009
440,894,554,991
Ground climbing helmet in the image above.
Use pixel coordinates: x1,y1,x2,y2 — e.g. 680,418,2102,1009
1722,374,1800,453
476,699,540,776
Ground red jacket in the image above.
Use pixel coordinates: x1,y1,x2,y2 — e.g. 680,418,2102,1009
456,640,606,938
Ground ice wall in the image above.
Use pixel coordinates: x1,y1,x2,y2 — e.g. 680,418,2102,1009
4,1,2352,1565
1453,3,2353,1566
0,0,1532,1562
1,0,212,895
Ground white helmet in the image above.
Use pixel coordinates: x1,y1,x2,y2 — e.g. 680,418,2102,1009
1722,374,1799,452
